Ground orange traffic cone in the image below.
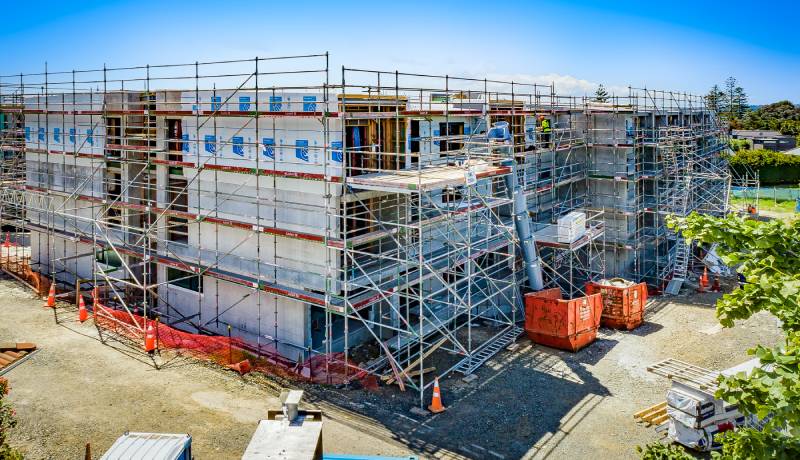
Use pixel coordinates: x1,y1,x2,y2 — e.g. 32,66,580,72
696,277,706,293
144,323,156,354
701,267,709,288
428,377,446,413
44,283,56,308
78,295,88,322
2,233,10,248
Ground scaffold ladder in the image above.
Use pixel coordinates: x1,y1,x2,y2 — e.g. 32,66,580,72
453,325,522,375
662,128,693,294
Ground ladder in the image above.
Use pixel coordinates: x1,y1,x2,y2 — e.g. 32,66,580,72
665,238,689,294
453,325,522,375
660,127,693,293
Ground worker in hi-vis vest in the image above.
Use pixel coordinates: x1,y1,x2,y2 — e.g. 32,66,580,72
538,115,552,148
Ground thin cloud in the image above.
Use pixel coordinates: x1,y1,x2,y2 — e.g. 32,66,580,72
482,72,629,97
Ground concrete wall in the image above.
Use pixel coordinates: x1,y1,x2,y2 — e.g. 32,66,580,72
30,231,97,285
603,247,636,279
168,222,334,293
24,93,106,157
589,179,636,212
588,114,635,145
180,91,343,178
181,168,339,236
25,153,103,197
589,146,635,177
158,271,311,358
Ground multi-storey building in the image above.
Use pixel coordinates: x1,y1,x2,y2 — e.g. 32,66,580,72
0,56,730,402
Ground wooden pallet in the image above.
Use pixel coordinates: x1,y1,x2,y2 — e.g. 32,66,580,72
634,401,668,427
647,358,719,391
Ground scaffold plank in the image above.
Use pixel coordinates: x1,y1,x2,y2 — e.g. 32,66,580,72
348,164,510,193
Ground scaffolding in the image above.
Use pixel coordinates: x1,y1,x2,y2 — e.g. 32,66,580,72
584,89,731,291
0,54,731,404
0,55,338,366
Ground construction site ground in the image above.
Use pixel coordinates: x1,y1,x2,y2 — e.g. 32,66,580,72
1,276,782,460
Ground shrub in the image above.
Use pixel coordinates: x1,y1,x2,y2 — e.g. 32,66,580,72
712,429,800,459
0,377,23,460
637,442,695,459
728,149,800,168
729,139,749,152
728,149,800,185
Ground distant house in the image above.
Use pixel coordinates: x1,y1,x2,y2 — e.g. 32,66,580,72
731,130,797,152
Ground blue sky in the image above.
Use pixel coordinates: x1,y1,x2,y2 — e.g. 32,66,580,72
2,0,798,103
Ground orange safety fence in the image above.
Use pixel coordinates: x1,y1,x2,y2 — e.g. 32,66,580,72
0,251,50,298
91,298,374,387
1,245,378,388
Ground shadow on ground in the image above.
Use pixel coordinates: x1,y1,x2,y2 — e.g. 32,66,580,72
295,335,615,460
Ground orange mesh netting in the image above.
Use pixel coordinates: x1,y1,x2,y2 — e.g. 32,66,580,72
1,250,380,388
91,300,374,387
0,252,50,297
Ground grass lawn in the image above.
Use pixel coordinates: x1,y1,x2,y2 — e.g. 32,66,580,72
731,196,798,221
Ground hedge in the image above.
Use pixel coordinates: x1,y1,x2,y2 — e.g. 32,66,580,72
727,149,800,186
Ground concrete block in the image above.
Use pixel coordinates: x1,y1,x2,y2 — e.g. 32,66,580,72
462,374,478,383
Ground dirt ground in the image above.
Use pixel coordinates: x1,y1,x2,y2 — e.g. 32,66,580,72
1,275,783,459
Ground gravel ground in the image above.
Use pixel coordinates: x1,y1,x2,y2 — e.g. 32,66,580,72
0,277,416,460
1,275,783,459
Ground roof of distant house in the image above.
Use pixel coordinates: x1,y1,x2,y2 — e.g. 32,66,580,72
732,130,794,139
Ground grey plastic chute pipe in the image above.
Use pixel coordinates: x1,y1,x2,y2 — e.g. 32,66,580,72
502,159,544,291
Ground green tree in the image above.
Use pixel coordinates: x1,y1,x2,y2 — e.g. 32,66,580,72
714,429,800,459
719,77,749,126
706,84,726,113
733,85,749,119
779,120,800,136
659,214,800,459
742,101,800,131
595,84,610,103
724,77,738,121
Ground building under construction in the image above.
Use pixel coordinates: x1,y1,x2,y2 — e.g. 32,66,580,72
0,55,731,404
